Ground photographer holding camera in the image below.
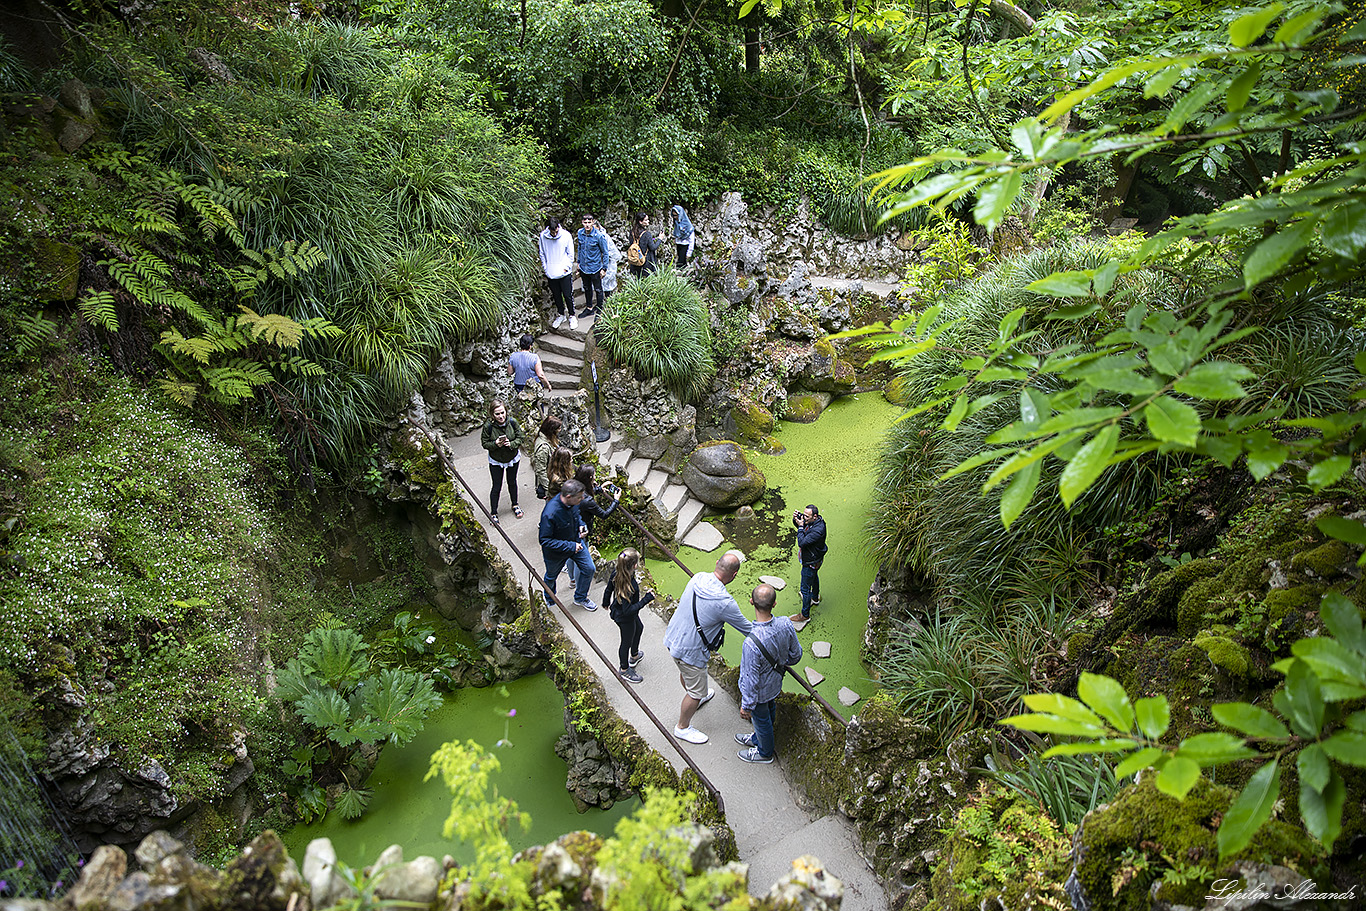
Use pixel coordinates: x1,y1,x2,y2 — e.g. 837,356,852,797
564,465,622,587
793,504,828,621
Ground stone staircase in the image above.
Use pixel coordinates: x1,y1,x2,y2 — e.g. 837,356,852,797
534,294,722,551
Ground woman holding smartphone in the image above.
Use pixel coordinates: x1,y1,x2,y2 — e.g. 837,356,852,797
480,399,524,523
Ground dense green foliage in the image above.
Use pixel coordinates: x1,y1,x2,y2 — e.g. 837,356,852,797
4,3,544,472
593,266,716,399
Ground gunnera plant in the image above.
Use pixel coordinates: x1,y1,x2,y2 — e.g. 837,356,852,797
594,265,715,400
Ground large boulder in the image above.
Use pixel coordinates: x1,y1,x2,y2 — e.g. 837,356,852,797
679,441,766,508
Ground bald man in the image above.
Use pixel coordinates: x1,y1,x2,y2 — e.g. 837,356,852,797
663,551,753,744
736,583,802,763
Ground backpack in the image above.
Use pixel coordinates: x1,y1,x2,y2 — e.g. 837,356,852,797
626,237,645,267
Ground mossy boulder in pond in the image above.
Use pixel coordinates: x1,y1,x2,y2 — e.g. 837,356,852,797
1066,776,1325,911
883,375,912,405
680,441,766,508
784,391,832,423
728,398,775,442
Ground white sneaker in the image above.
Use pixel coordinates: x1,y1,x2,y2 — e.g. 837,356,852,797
674,726,708,744
569,315,579,330
697,688,715,708
551,314,565,329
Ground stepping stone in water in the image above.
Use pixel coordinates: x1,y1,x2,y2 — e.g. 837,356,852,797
838,687,861,707
789,617,809,632
681,521,725,552
804,666,825,686
812,641,831,659
759,575,786,590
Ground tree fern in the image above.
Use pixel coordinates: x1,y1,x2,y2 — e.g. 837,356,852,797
77,291,120,332
239,307,305,347
15,311,58,354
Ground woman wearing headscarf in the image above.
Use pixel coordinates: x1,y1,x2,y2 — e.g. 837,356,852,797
671,204,695,268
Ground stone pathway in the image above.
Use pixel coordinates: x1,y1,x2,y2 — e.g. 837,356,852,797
439,310,886,909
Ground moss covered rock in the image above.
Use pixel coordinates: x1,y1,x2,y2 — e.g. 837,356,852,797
679,440,766,508
1067,776,1326,911
729,398,776,442
1193,631,1252,677
783,391,832,423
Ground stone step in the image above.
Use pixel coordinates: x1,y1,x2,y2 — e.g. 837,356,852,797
606,447,633,475
625,457,651,486
562,315,596,342
539,351,582,373
537,335,585,359
660,483,690,515
674,498,706,541
542,364,582,385
594,430,623,462
681,520,724,553
643,468,670,500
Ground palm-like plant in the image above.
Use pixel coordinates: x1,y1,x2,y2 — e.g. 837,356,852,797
594,266,716,400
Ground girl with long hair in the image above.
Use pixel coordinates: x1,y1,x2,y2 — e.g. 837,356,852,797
606,548,653,683
628,211,659,278
546,447,574,499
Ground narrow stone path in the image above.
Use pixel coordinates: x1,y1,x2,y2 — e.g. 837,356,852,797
439,313,886,910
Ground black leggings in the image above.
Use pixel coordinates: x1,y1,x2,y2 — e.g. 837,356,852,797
615,614,643,669
489,461,519,512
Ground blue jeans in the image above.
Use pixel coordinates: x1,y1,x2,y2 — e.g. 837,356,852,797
543,547,594,604
750,699,776,758
800,562,821,617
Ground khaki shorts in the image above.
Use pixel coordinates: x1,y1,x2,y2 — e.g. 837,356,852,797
674,656,709,699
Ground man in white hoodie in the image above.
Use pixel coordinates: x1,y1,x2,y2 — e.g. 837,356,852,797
663,550,752,744
537,216,576,330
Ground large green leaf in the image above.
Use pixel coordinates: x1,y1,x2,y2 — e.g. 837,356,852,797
1145,395,1201,446
1277,661,1325,738
1217,760,1281,857
1320,201,1366,259
1229,3,1285,47
1001,713,1107,738
1059,423,1119,507
974,171,1023,231
1078,673,1135,732
1156,756,1201,798
1211,702,1289,740
1175,732,1258,765
1135,696,1171,739
1000,458,1040,528
1115,747,1165,779
1321,730,1366,766
1320,591,1366,655
1173,361,1255,400
1297,743,1331,793
1022,692,1103,725
360,667,443,746
1300,771,1345,849
1243,218,1318,288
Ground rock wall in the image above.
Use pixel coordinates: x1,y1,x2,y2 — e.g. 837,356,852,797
33,826,845,911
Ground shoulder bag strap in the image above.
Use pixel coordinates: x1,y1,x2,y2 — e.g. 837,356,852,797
745,631,784,674
692,590,723,652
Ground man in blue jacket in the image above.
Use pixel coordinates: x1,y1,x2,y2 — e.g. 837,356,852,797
576,214,609,318
539,479,597,611
794,504,828,620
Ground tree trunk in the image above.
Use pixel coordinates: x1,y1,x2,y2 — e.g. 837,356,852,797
744,22,760,73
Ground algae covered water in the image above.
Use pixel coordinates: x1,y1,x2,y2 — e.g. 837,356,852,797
646,393,899,702
284,672,636,868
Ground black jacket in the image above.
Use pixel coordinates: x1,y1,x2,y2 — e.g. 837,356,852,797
604,569,654,621
797,515,828,566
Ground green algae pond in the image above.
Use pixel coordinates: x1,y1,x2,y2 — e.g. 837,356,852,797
645,392,899,703
283,672,637,868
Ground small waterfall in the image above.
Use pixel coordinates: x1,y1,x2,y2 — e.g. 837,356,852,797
0,731,82,898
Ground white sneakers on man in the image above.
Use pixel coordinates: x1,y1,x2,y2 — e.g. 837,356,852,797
569,315,579,331
674,726,708,744
551,314,565,329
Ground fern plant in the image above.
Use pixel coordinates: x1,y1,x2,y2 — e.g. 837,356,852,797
275,625,442,822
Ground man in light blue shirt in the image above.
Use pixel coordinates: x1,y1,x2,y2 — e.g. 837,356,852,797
735,583,802,763
663,551,751,744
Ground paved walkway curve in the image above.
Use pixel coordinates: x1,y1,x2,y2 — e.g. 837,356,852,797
440,317,887,910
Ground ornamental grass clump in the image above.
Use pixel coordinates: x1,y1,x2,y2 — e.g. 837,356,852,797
593,266,715,400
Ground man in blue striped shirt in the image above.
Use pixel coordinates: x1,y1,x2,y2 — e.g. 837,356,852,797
735,583,802,763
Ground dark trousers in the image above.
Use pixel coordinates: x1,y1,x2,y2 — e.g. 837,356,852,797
489,461,519,512
800,561,821,617
615,613,643,669
580,270,603,311
750,699,776,758
675,243,689,267
547,274,572,315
